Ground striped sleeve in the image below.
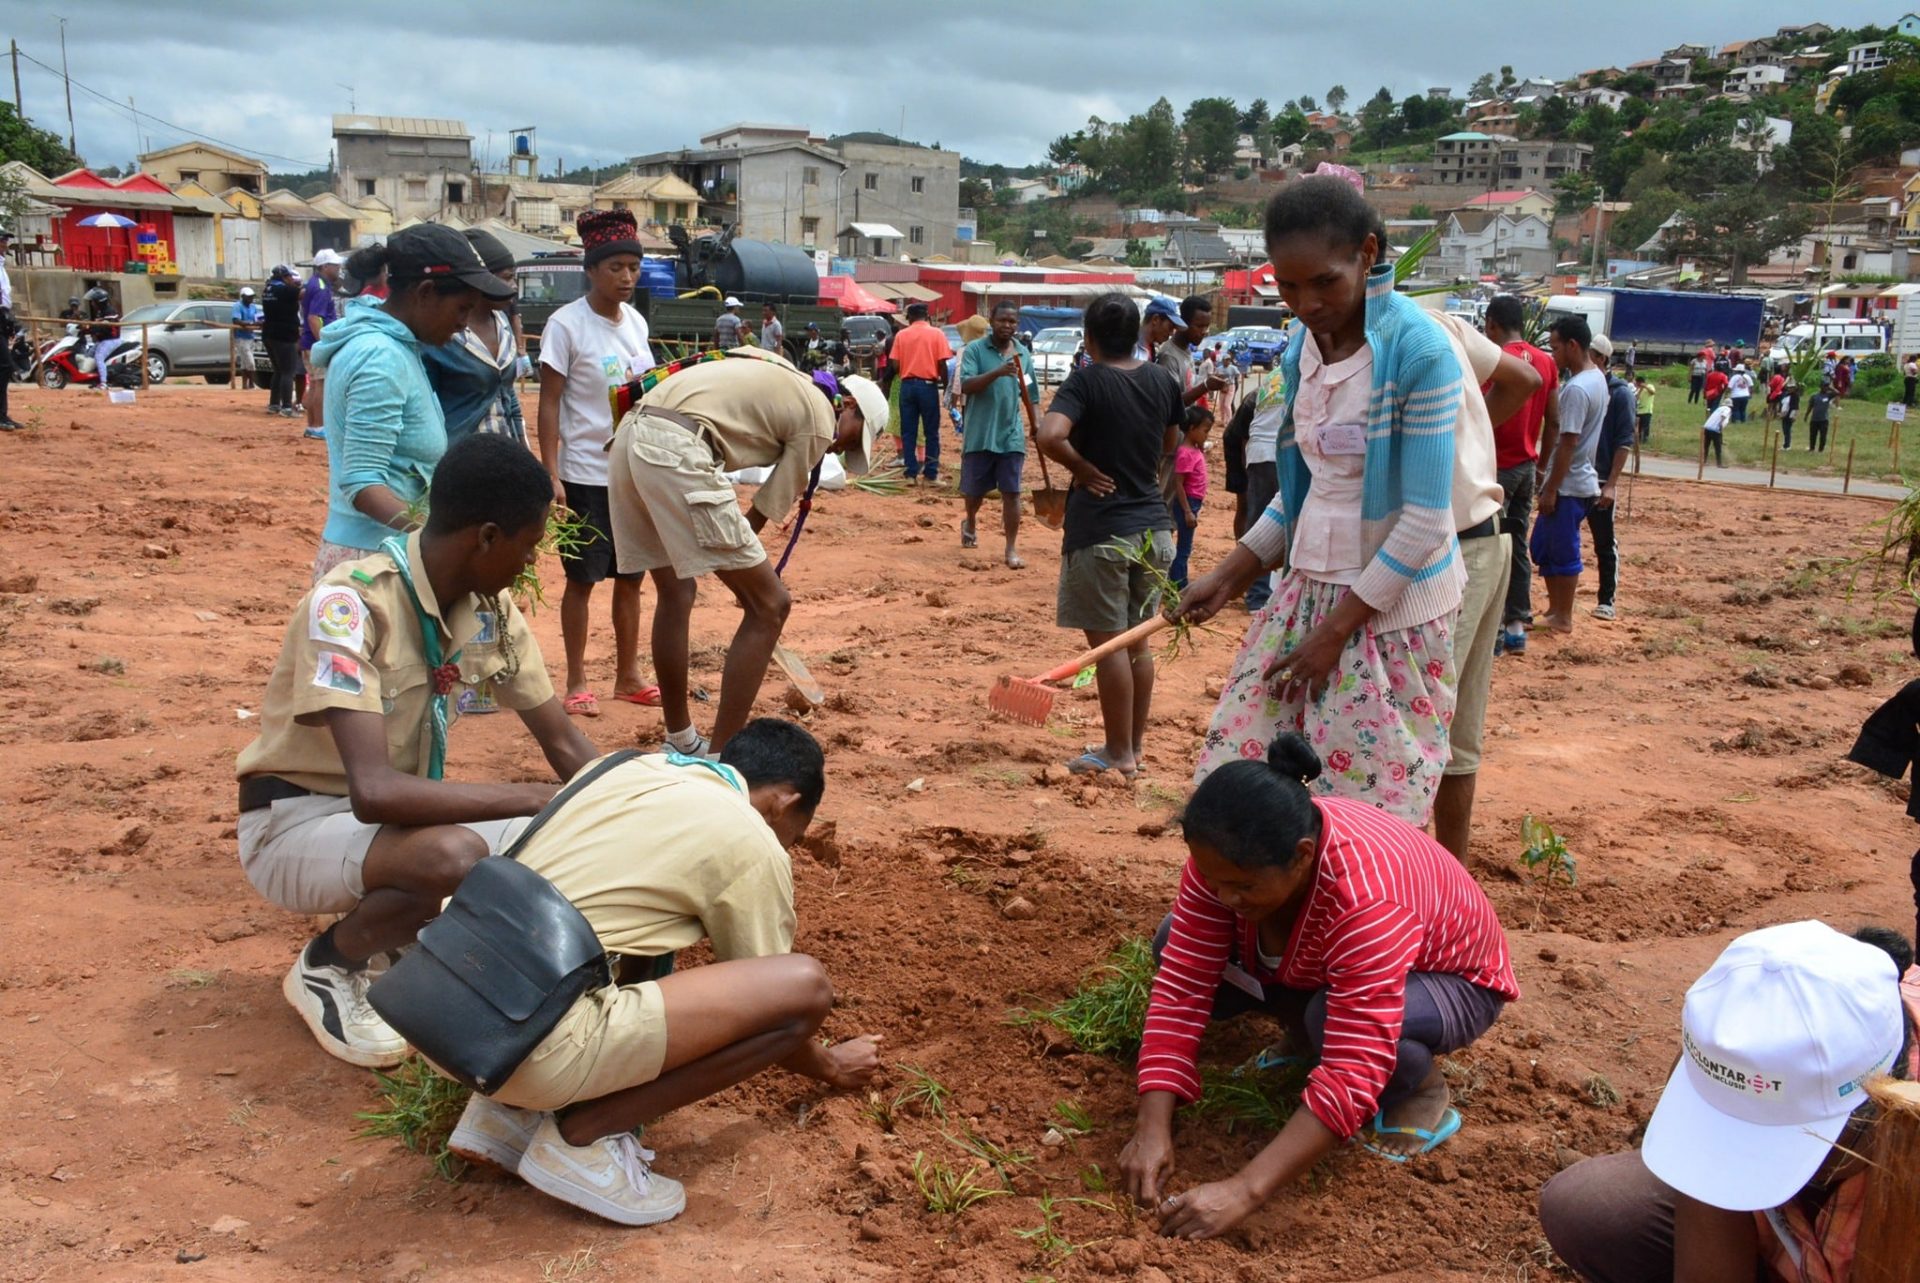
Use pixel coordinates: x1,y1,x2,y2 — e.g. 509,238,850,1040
1353,335,1461,614
1300,900,1424,1139
1240,492,1292,565
1136,860,1235,1102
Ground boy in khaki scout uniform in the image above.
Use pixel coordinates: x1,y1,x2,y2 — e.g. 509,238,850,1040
606,348,887,756
236,436,597,1068
445,719,882,1227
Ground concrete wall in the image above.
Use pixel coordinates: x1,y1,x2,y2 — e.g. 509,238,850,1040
336,134,474,222
735,150,842,248
835,141,961,257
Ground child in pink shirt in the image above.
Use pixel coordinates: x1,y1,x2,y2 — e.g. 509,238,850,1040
1171,405,1212,587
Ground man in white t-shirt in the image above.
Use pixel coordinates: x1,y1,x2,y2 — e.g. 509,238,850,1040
1532,316,1607,635
537,209,658,718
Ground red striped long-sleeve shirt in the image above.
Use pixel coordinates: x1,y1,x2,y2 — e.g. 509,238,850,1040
1136,797,1520,1139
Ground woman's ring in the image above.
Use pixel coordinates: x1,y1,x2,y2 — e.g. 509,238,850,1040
1278,668,1293,682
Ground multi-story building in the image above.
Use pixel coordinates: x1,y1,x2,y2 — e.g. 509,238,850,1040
1433,132,1506,185
137,143,267,196
1724,65,1789,97
628,125,961,257
1432,209,1554,279
1434,134,1591,187
332,115,477,222
1846,41,1891,76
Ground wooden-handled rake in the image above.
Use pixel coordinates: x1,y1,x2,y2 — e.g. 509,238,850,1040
987,615,1170,726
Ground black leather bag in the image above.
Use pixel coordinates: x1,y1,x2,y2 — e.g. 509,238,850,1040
367,751,638,1094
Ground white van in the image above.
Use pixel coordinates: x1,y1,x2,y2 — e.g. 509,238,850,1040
1768,319,1887,366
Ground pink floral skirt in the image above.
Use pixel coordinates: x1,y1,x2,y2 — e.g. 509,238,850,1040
1195,571,1458,826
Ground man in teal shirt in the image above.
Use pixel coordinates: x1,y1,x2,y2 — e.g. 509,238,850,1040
957,302,1039,569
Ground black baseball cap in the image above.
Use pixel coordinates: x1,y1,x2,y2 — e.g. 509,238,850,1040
388,223,513,300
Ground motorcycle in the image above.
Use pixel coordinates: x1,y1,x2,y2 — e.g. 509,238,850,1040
38,333,144,390
7,332,32,383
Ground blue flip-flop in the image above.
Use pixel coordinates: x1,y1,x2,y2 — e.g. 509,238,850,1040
1066,749,1134,779
1363,1107,1462,1163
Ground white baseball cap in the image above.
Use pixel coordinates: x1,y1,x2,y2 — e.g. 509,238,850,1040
313,248,347,267
724,295,742,307
1643,920,1905,1211
838,374,888,475
1589,333,1612,359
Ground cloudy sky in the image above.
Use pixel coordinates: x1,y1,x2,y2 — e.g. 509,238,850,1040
5,1,1894,175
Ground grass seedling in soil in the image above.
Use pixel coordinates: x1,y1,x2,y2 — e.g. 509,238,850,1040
1519,815,1577,888
1182,1060,1310,1134
392,498,592,615
1014,1194,1080,1266
1008,936,1155,1058
356,1056,471,1181
894,1064,952,1122
857,1090,897,1133
849,463,910,496
1079,1163,1111,1193
944,1126,1037,1187
1051,1099,1095,1135
912,1151,1006,1214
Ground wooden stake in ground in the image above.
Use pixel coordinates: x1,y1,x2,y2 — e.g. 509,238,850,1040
1768,431,1779,487
139,321,149,391
1852,1078,1920,1283
1696,432,1706,481
1845,439,1857,494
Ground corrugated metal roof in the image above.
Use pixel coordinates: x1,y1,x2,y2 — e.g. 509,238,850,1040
332,114,471,139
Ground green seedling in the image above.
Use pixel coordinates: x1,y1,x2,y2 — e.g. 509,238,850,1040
912,1151,1006,1214
1107,535,1218,660
1051,1099,1095,1135
893,1064,952,1121
1078,1163,1111,1194
1519,815,1578,887
1008,936,1155,1058
1013,1194,1078,1264
356,1056,472,1180
1182,1060,1309,1134
944,1126,1035,1187
857,1090,897,1132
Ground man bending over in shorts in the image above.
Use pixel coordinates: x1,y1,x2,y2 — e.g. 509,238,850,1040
235,435,598,1068
607,348,885,756
448,718,883,1227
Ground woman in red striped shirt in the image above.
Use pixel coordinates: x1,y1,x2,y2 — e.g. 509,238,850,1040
1121,733,1519,1239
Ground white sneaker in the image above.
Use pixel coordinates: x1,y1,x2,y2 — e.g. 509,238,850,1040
1592,603,1617,621
281,942,407,1069
449,1094,545,1171
516,1115,686,1226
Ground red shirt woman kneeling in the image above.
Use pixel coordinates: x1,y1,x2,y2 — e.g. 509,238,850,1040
1121,732,1520,1239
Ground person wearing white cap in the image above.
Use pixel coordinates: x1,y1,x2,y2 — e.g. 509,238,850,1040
713,297,745,350
229,287,262,394
1539,920,1914,1283
301,248,347,433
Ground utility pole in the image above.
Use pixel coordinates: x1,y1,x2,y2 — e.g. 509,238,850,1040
10,40,20,114
129,96,140,162
58,18,76,153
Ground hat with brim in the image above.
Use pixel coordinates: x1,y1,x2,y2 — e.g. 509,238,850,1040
1144,297,1181,323
839,374,887,476
1641,1056,1852,1212
388,223,513,301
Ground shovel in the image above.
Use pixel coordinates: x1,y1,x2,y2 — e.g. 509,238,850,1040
1014,361,1068,530
988,615,1171,726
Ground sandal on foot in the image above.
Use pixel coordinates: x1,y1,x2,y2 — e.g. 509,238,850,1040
611,685,663,707
1005,553,1025,569
1363,1107,1461,1164
960,523,978,549
564,691,601,717
1066,749,1134,779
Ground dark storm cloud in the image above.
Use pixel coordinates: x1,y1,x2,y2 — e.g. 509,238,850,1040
4,0,1890,173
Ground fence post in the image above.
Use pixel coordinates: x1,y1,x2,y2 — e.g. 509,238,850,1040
1768,432,1778,488
139,322,149,391
228,320,236,386
1696,433,1706,481
1844,439,1856,494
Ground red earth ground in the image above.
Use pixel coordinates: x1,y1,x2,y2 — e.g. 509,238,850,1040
2,381,1916,1282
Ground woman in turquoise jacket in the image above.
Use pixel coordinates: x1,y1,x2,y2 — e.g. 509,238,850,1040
1177,176,1466,825
308,224,515,584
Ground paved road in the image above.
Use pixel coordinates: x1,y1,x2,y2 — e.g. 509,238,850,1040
1630,452,1908,501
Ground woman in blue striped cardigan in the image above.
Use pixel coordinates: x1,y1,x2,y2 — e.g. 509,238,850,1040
1178,177,1465,825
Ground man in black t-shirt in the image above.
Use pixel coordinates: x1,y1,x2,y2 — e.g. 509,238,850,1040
1037,292,1184,780
261,265,305,418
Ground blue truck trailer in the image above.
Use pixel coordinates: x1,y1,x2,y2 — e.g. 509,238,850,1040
1540,288,1766,360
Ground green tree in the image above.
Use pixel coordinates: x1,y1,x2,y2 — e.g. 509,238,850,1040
1553,172,1601,218
1239,98,1271,133
1538,96,1575,137
1469,72,1496,100
1327,85,1349,114
1296,95,1317,113
1663,190,1812,285
960,176,993,209
1270,107,1310,149
0,104,80,173
1181,96,1241,176
1499,66,1516,92
1409,202,1433,219
1608,187,1683,254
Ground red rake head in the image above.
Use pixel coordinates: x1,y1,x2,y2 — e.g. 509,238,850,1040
988,675,1056,726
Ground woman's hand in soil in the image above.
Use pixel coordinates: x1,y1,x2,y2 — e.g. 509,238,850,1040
1119,1131,1175,1207
1157,1176,1262,1240
815,1035,883,1090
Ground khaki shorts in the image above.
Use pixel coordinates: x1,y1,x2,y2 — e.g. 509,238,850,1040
609,409,768,580
1445,530,1512,777
235,792,528,916
234,344,256,373
490,980,669,1111
1056,531,1174,633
